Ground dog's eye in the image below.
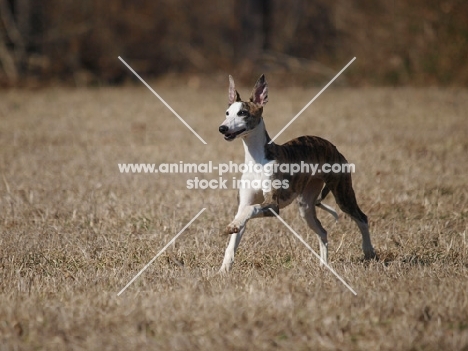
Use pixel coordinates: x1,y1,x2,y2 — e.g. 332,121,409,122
237,110,248,117
226,111,229,115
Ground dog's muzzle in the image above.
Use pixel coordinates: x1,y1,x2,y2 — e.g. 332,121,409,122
218,125,246,141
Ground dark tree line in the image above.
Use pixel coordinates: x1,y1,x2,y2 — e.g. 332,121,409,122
1,0,467,87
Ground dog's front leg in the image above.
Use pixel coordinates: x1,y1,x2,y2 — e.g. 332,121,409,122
220,188,269,273
220,226,246,273
225,189,278,235
220,202,277,273
224,202,278,234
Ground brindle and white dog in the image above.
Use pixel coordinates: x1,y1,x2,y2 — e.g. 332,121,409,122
218,74,376,272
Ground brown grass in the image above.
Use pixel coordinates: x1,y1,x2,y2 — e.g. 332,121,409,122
0,85,467,350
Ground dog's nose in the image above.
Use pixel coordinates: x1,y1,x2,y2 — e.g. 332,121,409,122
219,125,228,134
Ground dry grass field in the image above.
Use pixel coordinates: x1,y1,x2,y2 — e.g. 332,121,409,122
0,83,467,350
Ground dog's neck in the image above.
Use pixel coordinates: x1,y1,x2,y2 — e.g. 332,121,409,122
241,118,273,164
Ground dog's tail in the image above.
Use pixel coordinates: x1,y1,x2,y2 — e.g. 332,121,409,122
315,185,339,221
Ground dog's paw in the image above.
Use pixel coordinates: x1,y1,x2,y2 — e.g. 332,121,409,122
217,265,231,275
364,249,378,260
224,222,240,234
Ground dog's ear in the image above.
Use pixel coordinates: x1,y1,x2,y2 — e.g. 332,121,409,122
250,74,268,106
228,75,241,105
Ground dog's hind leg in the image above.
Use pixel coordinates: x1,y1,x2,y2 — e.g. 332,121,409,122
328,175,376,259
315,185,339,221
297,180,329,265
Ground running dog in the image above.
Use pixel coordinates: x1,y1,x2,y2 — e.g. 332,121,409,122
218,74,375,272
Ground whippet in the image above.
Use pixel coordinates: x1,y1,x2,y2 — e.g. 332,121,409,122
218,74,376,272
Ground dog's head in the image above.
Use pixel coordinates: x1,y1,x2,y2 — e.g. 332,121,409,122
219,74,268,141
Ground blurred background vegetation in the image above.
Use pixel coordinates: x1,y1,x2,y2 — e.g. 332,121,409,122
0,0,467,87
